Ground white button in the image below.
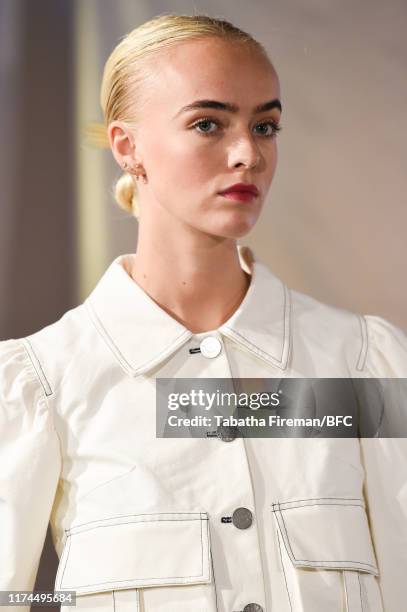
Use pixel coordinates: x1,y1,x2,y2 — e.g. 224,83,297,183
200,336,222,359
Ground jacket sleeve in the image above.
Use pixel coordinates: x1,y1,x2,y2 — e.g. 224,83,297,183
0,338,61,603
358,315,407,611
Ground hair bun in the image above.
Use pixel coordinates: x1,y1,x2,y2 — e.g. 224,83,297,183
114,172,139,217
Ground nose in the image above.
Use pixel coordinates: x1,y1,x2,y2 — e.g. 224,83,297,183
227,134,261,169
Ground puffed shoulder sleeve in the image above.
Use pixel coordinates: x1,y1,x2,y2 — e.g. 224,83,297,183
363,314,407,376
0,338,61,599
358,315,407,610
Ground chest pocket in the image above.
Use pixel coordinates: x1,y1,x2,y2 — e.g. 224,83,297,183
272,498,383,612
55,512,217,612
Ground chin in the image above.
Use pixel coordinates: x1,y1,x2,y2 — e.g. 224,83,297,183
215,220,256,239
222,213,259,237
192,210,259,239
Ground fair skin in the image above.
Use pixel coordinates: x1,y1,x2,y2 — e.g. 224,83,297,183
108,37,282,333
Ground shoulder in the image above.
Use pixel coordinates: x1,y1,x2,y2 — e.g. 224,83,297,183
290,287,363,352
362,314,407,377
288,286,407,376
290,287,361,330
0,300,105,399
0,337,52,429
0,337,44,399
0,337,62,462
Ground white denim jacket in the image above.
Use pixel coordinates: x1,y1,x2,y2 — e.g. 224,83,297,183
1,245,406,612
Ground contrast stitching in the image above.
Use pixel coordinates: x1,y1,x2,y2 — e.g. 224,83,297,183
277,508,377,570
281,283,288,364
201,516,204,577
222,326,283,367
67,517,204,539
356,315,367,371
361,316,370,370
271,497,363,503
270,497,363,509
285,289,293,370
357,572,364,612
85,298,191,376
59,531,72,591
65,512,207,534
276,506,295,560
67,516,205,537
19,337,63,464
276,523,293,612
277,502,365,511
221,279,290,370
21,337,53,396
223,280,290,369
61,567,205,590
210,548,219,612
84,300,132,373
60,516,208,590
344,571,365,612
277,281,288,365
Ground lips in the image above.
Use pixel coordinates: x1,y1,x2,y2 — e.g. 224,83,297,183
219,183,259,197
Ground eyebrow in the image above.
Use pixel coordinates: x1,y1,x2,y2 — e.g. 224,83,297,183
174,98,282,118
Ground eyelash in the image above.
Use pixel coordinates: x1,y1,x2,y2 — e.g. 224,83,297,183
189,116,283,138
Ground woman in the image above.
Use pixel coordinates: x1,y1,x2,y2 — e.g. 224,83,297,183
1,13,406,612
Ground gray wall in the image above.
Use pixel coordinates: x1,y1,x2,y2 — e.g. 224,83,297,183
0,0,76,340
0,0,75,607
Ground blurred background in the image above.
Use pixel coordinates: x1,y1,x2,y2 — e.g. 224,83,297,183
0,0,406,604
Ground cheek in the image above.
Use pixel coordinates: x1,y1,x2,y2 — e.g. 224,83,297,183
271,152,278,176
264,142,278,182
147,133,217,193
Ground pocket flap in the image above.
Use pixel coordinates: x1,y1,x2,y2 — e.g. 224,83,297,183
271,498,379,575
55,512,211,594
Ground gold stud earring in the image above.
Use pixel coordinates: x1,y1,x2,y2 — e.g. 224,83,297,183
134,163,147,183
121,160,147,183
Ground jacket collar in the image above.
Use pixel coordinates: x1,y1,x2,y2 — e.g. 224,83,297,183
85,245,291,376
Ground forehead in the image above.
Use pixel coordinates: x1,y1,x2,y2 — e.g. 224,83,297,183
143,37,280,111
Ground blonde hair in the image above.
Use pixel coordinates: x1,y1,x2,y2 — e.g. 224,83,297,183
86,13,270,218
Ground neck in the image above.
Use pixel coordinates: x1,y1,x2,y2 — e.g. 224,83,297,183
128,233,251,334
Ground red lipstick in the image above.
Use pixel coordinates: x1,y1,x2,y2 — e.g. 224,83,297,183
219,183,259,202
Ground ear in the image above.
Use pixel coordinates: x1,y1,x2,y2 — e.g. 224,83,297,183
107,120,136,168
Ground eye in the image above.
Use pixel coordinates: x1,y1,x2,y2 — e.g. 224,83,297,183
254,120,282,137
190,118,220,135
189,116,283,138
